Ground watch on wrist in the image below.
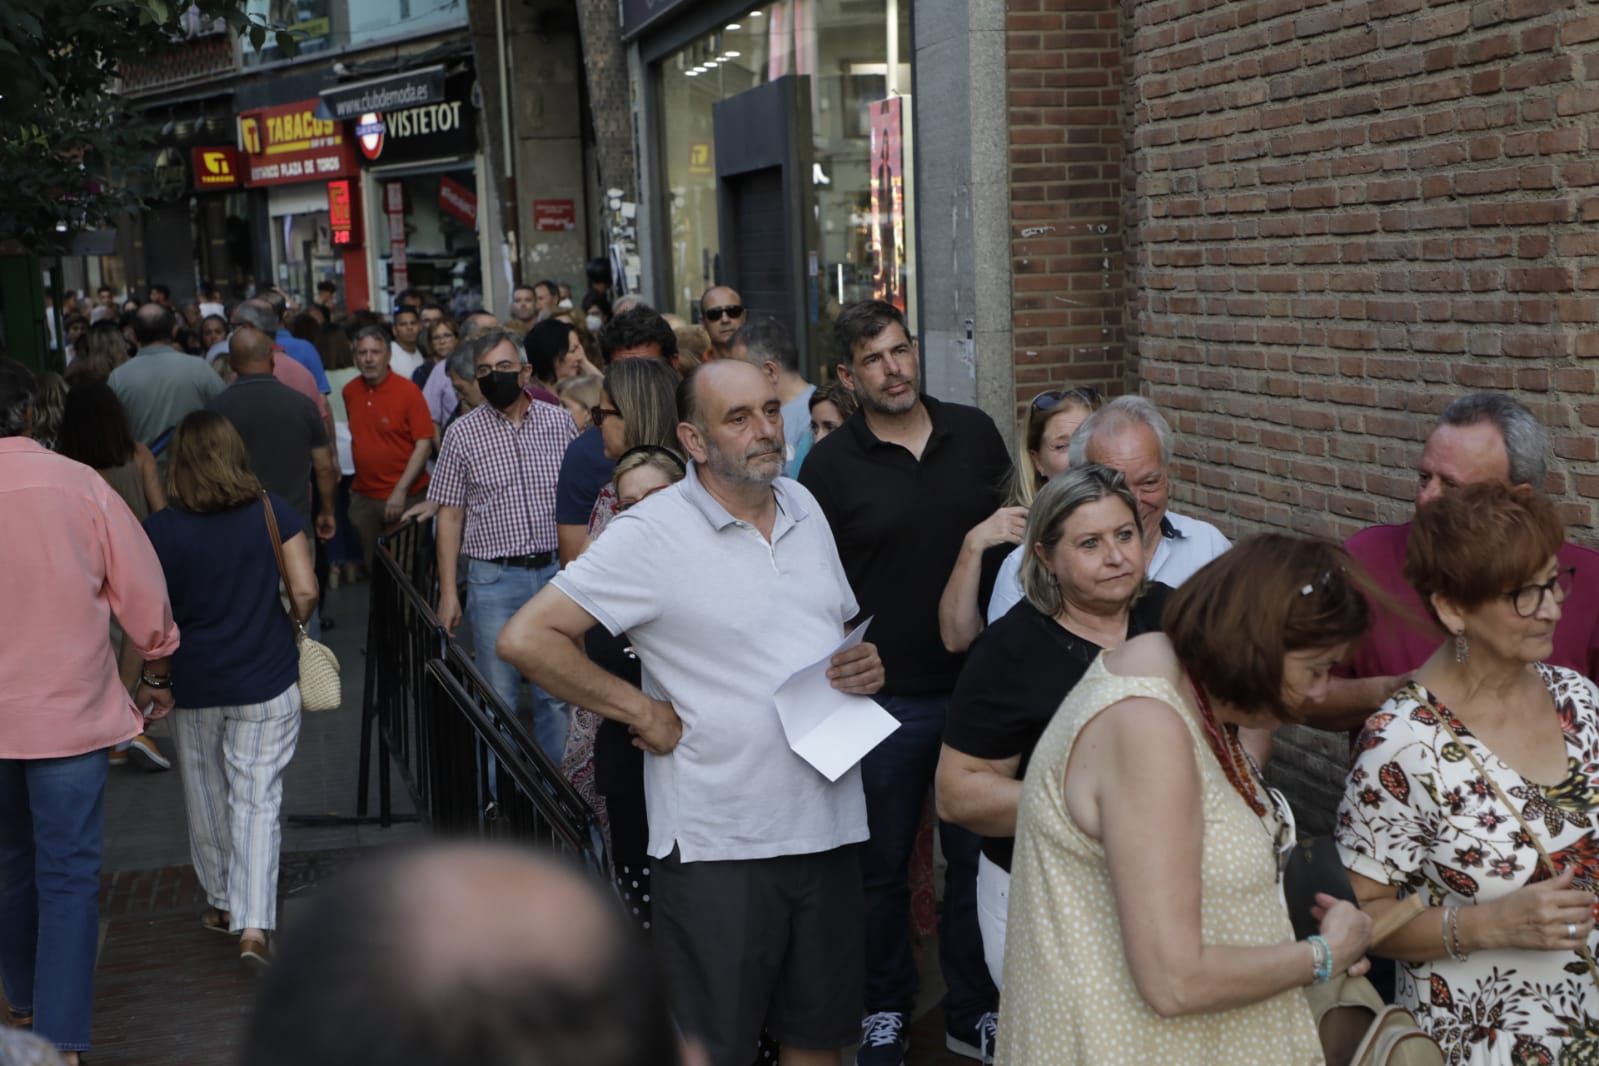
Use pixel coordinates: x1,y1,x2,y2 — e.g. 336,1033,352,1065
140,671,173,689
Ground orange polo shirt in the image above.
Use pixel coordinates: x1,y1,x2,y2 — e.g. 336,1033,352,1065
343,370,435,499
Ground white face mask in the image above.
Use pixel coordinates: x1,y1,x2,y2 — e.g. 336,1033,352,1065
586,314,604,332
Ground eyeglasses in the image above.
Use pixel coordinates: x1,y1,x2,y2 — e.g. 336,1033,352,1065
1507,566,1576,618
475,362,520,378
590,405,623,427
1031,386,1101,413
703,304,745,323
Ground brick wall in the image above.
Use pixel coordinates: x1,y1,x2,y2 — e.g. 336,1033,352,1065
1007,0,1129,427
1050,0,1599,829
1124,0,1599,548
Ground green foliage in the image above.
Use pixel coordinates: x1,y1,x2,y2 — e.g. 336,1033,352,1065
0,0,295,253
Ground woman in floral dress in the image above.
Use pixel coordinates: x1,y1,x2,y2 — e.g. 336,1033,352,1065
1338,483,1599,1066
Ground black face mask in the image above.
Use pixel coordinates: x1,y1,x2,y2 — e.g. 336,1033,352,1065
479,369,524,410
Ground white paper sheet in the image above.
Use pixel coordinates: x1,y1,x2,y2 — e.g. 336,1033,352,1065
773,619,900,781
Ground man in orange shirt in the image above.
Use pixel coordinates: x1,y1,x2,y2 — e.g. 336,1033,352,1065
344,325,436,565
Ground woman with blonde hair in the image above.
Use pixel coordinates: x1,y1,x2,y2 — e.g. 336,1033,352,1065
586,357,681,540
554,373,602,431
938,465,1168,988
141,411,319,966
937,386,1104,653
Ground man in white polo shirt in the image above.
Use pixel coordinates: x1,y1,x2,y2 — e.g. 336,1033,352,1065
497,359,883,1066
985,394,1230,622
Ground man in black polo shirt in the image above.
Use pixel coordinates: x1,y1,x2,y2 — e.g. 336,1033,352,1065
799,300,1010,1066
209,325,337,538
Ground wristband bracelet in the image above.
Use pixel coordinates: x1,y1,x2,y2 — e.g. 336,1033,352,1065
1442,903,1468,962
139,672,172,690
1307,934,1334,984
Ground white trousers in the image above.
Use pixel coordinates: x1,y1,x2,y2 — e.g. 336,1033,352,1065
977,851,1011,990
171,684,301,933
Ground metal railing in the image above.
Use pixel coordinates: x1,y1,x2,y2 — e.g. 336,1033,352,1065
357,518,604,870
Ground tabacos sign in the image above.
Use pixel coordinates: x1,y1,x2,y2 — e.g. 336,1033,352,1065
190,147,242,191
237,99,358,187
353,75,477,166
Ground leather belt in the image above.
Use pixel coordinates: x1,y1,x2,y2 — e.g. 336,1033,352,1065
481,552,556,570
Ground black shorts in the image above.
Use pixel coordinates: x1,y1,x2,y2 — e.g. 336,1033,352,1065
652,844,864,1066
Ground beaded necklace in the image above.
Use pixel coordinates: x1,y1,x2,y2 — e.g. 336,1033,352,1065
1187,671,1268,817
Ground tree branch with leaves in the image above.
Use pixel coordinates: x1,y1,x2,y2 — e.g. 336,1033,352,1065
0,0,296,253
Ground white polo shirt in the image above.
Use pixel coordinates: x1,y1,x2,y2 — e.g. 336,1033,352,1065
985,509,1231,623
551,462,869,863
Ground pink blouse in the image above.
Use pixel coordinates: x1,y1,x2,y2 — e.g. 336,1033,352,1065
0,438,180,758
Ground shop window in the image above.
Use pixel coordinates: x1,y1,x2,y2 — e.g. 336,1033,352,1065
655,0,915,348
376,169,484,316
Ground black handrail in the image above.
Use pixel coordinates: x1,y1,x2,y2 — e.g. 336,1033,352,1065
357,517,603,871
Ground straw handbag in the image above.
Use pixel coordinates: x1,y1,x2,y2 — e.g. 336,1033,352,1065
1285,840,1444,1065
262,493,343,712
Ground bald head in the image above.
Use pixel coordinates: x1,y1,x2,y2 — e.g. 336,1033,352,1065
228,325,274,373
679,357,771,430
231,298,279,334
131,303,175,346
400,845,617,990
244,842,678,1066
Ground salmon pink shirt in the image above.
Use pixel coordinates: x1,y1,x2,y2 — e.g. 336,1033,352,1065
0,437,180,758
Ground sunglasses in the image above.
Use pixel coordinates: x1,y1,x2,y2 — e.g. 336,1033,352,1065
1031,386,1101,413
590,405,622,427
703,304,745,323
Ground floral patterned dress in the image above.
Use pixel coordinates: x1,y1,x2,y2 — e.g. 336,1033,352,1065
1335,666,1599,1066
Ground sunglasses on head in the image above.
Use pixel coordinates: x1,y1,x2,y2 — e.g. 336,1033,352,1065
703,304,745,323
618,444,687,472
1031,386,1101,413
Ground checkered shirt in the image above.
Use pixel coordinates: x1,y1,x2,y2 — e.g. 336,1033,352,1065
427,397,579,559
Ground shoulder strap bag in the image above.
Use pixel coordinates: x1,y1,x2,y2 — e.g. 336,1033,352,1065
1434,708,1599,1065
262,493,343,712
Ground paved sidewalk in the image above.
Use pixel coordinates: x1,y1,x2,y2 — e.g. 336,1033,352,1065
78,580,417,1064
3,576,981,1064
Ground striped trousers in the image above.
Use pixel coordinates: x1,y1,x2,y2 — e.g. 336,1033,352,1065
170,683,301,933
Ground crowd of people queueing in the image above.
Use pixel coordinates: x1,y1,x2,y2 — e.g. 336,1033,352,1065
6,272,1599,1066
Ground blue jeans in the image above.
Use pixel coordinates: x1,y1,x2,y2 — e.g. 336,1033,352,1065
862,693,996,1031
0,750,108,1052
466,557,568,762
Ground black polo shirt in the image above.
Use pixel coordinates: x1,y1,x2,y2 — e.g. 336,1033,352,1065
799,394,1011,696
207,373,327,524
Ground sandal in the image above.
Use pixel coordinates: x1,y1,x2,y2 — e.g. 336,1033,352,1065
240,934,270,967
201,907,232,935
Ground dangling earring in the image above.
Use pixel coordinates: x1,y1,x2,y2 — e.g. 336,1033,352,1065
1454,632,1469,664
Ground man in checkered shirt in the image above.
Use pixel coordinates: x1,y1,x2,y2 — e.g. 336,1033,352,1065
427,328,579,761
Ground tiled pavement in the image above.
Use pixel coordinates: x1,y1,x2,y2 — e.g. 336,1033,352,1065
36,580,421,1065
9,578,977,1065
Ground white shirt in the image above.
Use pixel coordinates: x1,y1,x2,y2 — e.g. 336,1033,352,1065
552,463,869,863
986,509,1231,623
389,342,424,380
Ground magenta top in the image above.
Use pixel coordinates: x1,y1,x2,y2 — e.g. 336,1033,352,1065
1344,520,1599,681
